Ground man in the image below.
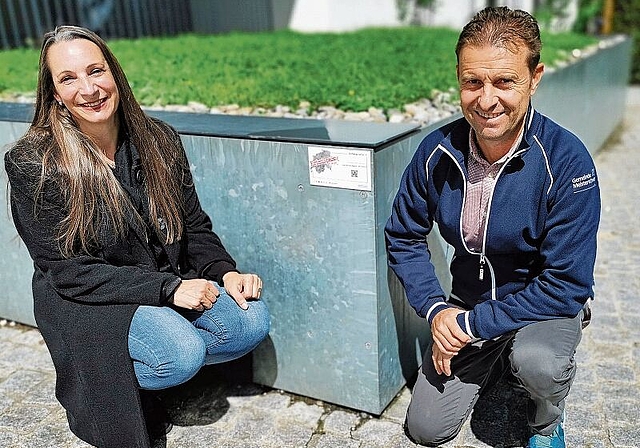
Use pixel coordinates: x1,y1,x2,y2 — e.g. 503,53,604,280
385,7,600,448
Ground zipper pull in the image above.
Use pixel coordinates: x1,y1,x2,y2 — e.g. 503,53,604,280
479,255,485,281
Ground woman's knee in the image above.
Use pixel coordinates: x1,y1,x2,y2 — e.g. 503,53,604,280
130,306,206,389
195,295,270,363
139,329,206,389
217,298,270,354
243,300,271,345
215,295,269,343
169,331,207,383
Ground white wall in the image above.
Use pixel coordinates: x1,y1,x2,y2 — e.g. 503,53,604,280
289,0,402,33
408,0,536,30
412,0,485,29
287,0,576,33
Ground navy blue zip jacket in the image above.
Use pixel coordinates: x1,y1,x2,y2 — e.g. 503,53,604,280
385,106,600,340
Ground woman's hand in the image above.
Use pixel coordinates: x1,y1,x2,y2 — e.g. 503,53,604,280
171,279,219,311
222,272,263,310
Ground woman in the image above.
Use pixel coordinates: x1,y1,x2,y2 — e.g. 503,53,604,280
4,26,270,448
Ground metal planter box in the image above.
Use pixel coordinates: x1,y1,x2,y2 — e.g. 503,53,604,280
0,107,447,414
154,112,448,414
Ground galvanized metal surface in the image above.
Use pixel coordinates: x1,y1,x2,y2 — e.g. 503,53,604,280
534,37,632,155
181,131,427,414
0,121,34,326
0,113,426,413
144,109,420,148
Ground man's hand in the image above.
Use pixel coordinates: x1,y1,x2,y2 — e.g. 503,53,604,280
430,308,470,376
430,307,470,367
432,343,456,376
222,272,263,310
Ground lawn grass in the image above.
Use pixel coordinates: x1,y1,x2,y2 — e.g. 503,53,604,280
0,28,599,111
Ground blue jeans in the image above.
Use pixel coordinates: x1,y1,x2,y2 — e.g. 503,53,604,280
128,285,270,390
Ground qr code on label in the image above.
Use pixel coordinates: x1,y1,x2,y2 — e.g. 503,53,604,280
351,170,358,178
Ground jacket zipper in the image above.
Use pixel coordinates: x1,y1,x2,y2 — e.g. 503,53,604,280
438,145,490,286
477,148,527,291
439,143,528,297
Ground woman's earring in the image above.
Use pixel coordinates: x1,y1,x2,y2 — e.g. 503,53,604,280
57,100,63,107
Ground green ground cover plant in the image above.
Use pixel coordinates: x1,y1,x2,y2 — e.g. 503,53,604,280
0,28,599,111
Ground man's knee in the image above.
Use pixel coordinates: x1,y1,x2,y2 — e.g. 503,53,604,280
404,406,462,446
510,346,576,396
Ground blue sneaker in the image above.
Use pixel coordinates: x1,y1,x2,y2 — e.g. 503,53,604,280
528,415,565,448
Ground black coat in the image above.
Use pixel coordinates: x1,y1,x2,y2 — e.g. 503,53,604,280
4,126,237,448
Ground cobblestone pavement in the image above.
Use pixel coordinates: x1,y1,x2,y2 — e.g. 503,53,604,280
1,88,638,448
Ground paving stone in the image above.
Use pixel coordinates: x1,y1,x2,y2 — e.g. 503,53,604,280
0,429,23,448
0,370,49,398
22,377,58,406
275,400,325,427
0,404,51,433
595,365,636,384
322,409,361,434
351,419,404,447
633,346,640,371
233,390,291,410
590,342,633,364
603,399,640,426
165,425,229,448
260,421,316,447
565,432,611,448
11,328,45,346
20,422,87,448
0,325,24,341
596,382,640,403
308,433,361,448
609,425,640,447
0,343,55,372
218,410,303,445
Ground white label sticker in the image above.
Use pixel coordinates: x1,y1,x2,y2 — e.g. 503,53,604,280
308,146,372,191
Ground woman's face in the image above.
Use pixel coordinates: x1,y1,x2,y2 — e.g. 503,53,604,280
47,38,120,134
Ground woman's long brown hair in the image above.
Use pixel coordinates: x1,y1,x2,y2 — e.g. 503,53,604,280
18,25,186,257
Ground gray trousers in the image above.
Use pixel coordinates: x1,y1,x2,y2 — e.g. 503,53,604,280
405,309,586,446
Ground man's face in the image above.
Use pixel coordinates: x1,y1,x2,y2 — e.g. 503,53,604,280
457,44,544,157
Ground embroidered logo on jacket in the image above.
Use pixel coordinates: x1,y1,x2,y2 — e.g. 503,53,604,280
572,169,597,193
